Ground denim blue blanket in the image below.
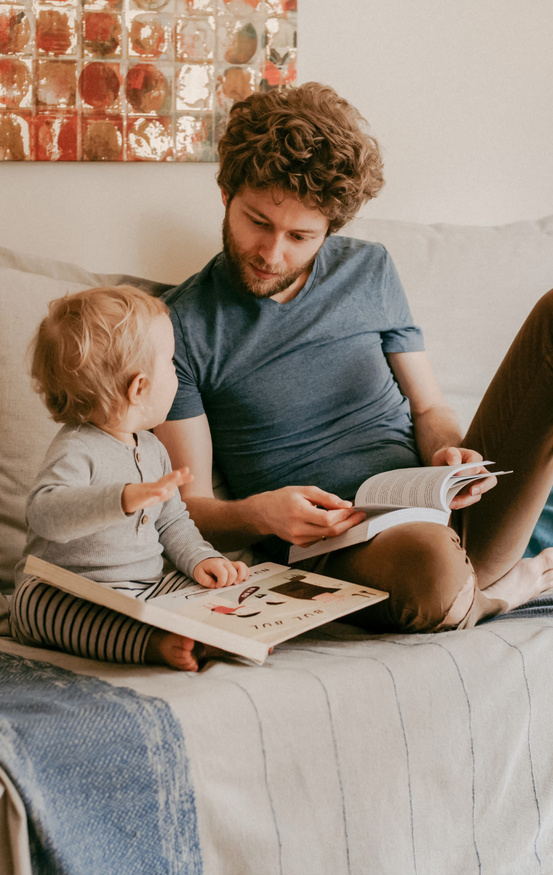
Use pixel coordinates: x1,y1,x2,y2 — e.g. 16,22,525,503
0,652,202,875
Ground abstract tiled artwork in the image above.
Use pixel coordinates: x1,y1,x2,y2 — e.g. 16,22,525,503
0,0,297,160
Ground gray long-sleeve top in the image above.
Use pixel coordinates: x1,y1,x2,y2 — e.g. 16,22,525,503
15,423,221,587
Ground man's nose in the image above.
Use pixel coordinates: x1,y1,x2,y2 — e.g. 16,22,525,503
258,234,285,265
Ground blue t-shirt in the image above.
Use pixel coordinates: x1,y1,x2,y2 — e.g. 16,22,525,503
164,236,425,503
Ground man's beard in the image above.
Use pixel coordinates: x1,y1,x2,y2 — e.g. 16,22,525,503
222,212,317,299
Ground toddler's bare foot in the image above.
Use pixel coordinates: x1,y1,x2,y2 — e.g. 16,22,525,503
145,628,199,671
482,547,553,612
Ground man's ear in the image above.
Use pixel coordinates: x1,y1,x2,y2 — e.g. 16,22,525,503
220,188,229,208
127,373,149,406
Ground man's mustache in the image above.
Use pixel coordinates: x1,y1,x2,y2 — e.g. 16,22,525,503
249,258,284,275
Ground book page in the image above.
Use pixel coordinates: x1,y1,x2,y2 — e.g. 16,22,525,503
354,465,459,511
23,556,388,665
152,566,387,648
355,462,507,513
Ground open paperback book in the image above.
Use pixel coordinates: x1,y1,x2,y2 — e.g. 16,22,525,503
24,555,388,666
289,462,511,563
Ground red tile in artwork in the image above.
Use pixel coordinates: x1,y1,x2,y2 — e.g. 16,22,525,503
34,112,78,160
0,0,297,160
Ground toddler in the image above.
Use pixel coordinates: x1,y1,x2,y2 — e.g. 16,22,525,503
10,285,249,671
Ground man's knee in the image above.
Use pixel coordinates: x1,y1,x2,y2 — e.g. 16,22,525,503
385,521,471,580
381,523,475,625
518,287,553,351
331,522,476,634
534,287,553,314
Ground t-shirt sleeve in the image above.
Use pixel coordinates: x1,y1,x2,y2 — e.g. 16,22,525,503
166,305,206,421
379,250,425,353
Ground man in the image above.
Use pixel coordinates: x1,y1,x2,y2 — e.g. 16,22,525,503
155,82,553,634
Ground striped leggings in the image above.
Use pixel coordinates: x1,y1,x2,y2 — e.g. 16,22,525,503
9,570,192,664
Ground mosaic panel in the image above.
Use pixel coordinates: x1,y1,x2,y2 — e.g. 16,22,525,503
0,0,297,160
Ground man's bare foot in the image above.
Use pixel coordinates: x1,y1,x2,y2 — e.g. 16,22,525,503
145,629,199,671
482,547,553,612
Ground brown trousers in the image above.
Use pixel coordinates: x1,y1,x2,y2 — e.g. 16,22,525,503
316,288,553,633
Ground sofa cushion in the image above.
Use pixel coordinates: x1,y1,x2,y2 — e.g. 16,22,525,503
0,246,171,587
345,214,553,431
1,217,552,586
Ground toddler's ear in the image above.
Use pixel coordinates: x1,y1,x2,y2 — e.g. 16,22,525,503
127,373,149,405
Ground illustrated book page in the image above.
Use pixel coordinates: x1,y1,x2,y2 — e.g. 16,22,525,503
24,555,388,665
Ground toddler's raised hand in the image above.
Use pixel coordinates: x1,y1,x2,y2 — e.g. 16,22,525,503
122,467,193,514
194,557,250,588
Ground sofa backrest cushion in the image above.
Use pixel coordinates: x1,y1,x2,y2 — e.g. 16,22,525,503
344,214,553,430
0,246,171,587
1,217,552,586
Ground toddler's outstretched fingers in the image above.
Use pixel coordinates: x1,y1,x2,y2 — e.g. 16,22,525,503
174,466,194,485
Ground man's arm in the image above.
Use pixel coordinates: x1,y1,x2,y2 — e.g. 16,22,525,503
388,351,497,509
154,415,364,552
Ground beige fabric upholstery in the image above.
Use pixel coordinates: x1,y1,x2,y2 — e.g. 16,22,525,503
346,214,553,430
1,218,552,583
0,246,170,584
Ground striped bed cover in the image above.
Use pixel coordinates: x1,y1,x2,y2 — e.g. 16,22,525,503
1,615,553,875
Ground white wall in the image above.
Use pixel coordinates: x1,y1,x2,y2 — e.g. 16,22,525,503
1,0,552,283
305,0,553,227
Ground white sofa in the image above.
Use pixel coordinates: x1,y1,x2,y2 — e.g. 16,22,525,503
1,215,553,875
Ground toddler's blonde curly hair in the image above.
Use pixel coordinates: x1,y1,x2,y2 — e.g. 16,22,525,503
30,285,168,427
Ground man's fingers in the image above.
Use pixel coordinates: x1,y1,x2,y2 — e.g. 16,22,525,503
304,486,353,510
444,447,463,465
449,474,497,509
305,504,359,528
476,474,497,494
294,509,366,546
450,493,482,510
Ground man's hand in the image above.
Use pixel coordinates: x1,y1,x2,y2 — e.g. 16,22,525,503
194,557,250,588
122,467,194,514
252,485,366,546
155,417,364,550
431,446,497,510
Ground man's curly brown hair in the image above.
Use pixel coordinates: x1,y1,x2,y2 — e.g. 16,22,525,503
217,82,384,233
